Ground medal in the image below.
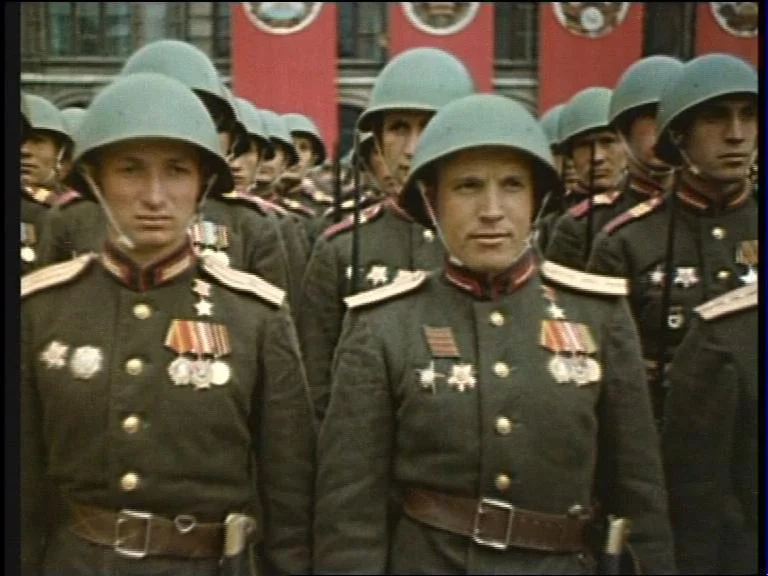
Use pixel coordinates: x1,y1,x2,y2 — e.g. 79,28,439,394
168,356,192,386
210,360,231,386
366,265,389,287
585,357,602,383
212,251,230,267
447,363,476,392
194,299,214,317
191,358,212,389
40,340,69,370
415,361,444,393
569,356,590,386
21,246,36,263
549,356,571,383
69,346,103,380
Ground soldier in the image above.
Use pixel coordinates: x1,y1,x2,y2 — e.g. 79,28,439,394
586,53,758,423
21,94,74,274
298,47,475,422
662,284,757,574
59,107,87,182
544,87,630,270
283,113,335,216
21,72,314,576
37,40,291,299
314,93,675,574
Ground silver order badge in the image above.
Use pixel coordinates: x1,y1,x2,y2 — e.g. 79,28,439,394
69,346,103,380
21,246,37,263
168,356,193,386
210,360,231,386
190,359,213,390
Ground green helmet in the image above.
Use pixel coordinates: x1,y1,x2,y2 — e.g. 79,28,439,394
539,103,566,150
357,47,476,132
25,94,72,145
260,110,299,166
21,91,31,139
559,87,614,151
609,55,684,132
233,97,274,159
120,40,236,128
401,94,559,228
283,113,327,165
65,72,232,197
655,53,758,164
350,132,375,167
61,107,87,138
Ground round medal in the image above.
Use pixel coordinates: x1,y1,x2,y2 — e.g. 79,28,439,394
210,360,231,386
191,359,212,390
21,246,36,263
168,356,192,386
198,247,215,259
570,356,590,386
549,356,570,384
586,357,602,383
213,251,231,267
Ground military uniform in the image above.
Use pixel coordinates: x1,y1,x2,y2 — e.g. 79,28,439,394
21,186,59,275
315,251,675,574
21,243,314,575
662,284,758,574
298,199,445,421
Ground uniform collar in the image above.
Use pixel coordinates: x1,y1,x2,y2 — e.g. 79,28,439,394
100,240,197,292
676,171,751,214
385,197,415,223
627,171,666,198
443,246,537,301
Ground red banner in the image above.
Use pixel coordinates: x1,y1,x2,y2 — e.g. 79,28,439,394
538,3,644,113
232,3,339,153
388,3,494,92
695,3,759,67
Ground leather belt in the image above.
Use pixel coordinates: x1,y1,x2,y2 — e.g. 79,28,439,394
67,502,224,559
404,487,592,553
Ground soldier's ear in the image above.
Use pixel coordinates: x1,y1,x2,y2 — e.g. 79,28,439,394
669,129,685,146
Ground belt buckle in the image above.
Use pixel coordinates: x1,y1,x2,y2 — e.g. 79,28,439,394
472,497,515,551
114,509,153,559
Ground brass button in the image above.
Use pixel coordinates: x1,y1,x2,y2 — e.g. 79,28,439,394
423,229,435,243
132,303,152,320
711,227,726,240
489,311,505,327
493,362,510,378
120,472,140,492
717,269,731,281
495,473,511,492
122,415,141,435
125,358,144,376
495,416,513,436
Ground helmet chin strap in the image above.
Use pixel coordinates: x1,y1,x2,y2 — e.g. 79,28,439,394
79,166,136,251
620,134,675,181
373,135,407,195
194,173,219,222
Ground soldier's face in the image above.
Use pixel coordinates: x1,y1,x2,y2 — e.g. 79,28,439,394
257,143,287,182
292,135,318,175
623,109,669,171
380,110,432,192
681,96,757,184
21,130,61,188
435,147,535,274
97,138,203,263
367,146,398,197
229,138,261,191
570,129,626,191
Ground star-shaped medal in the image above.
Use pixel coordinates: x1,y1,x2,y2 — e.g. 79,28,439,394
366,265,389,287
447,363,477,392
194,299,214,317
650,266,665,286
40,340,69,370
415,361,444,393
547,302,566,320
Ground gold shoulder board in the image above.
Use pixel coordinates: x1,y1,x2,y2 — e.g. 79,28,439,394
21,253,97,299
696,283,757,321
344,270,429,310
201,256,285,308
541,260,628,297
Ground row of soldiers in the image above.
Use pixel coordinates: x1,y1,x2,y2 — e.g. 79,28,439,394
20,39,757,575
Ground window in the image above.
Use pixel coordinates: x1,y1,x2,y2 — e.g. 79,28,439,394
212,2,231,58
338,3,387,61
494,2,539,65
643,3,696,60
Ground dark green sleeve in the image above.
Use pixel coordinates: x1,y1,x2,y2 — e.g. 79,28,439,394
544,214,589,270
596,298,677,574
35,205,69,267
297,237,345,423
258,309,316,575
244,214,291,293
586,231,628,277
662,317,736,574
314,311,394,574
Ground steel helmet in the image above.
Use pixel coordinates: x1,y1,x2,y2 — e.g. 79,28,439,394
120,39,236,129
21,91,31,139
655,53,757,165
609,55,684,132
283,113,327,165
25,94,72,145
233,97,274,159
65,72,233,197
559,87,614,151
260,110,300,167
401,93,559,228
539,103,566,150
61,107,87,138
357,47,476,132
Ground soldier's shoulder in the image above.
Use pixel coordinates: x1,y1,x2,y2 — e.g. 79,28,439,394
200,255,285,308
540,260,628,297
695,283,757,322
281,197,317,218
53,188,85,207
21,253,98,299
23,186,57,207
602,195,666,236
567,191,621,219
323,202,385,240
344,270,431,310
218,190,271,217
